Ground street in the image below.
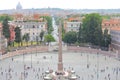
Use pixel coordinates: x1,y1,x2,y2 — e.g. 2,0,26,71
51,17,59,43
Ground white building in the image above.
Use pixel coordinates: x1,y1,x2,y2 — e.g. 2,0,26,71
110,30,120,59
64,17,82,32
64,21,82,32
12,21,47,41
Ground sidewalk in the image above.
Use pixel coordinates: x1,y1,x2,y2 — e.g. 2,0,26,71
1,46,49,60
68,46,116,57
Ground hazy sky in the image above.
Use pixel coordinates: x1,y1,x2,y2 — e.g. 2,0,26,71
0,0,120,10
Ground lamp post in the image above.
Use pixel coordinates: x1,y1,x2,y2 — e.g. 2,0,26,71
36,45,37,56
104,37,107,51
116,67,119,80
31,52,32,68
97,52,99,80
36,36,38,56
6,73,7,80
8,64,10,80
23,53,25,80
87,54,89,68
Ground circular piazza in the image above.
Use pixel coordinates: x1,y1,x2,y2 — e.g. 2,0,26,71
0,50,120,80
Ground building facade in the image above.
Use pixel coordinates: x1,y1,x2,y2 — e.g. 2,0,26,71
9,24,15,42
0,23,7,55
64,17,82,32
12,21,47,41
102,19,120,34
64,22,82,32
110,30,120,59
102,19,120,58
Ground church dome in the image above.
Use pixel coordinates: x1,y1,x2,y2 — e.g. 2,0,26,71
16,2,22,10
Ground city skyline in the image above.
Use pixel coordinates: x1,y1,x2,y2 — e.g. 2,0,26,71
0,0,120,10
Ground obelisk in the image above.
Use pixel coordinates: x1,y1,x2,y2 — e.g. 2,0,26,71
58,21,63,72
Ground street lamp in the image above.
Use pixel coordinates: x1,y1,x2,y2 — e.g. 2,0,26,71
104,37,108,51
6,73,8,80
97,52,99,80
116,67,119,80
31,52,32,68
36,45,37,56
87,54,89,68
36,36,38,45
23,53,25,80
8,64,10,80
104,37,107,47
36,36,38,56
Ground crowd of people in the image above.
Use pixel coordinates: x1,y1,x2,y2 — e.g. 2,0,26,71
0,50,120,80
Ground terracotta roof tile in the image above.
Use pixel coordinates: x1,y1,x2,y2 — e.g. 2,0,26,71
111,27,120,31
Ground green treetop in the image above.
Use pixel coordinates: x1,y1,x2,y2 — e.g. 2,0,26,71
82,13,103,46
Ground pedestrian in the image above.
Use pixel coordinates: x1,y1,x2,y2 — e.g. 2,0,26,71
51,56,52,59
104,76,107,80
39,68,40,72
12,58,14,61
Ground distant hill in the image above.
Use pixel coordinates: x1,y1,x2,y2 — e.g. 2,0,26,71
0,8,120,15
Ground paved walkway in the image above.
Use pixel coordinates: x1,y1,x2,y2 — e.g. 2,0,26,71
0,46,119,80
1,46,48,60
0,51,120,80
1,46,117,60
68,46,117,58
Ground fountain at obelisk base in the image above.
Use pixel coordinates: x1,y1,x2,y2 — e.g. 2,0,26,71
43,21,77,80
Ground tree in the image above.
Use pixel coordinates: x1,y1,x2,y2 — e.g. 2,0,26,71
102,15,111,19
78,23,84,43
82,13,103,46
101,28,111,47
40,16,53,34
62,25,65,40
63,31,77,45
2,16,10,45
55,17,65,40
15,27,21,47
22,33,30,46
39,30,44,42
0,14,13,22
44,34,55,45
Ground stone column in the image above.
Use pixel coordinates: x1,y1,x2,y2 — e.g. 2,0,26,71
58,21,63,71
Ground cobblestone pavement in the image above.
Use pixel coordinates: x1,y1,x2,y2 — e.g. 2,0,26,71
0,51,120,80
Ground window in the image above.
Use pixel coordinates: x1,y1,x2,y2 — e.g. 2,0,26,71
116,24,118,26
112,24,114,26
